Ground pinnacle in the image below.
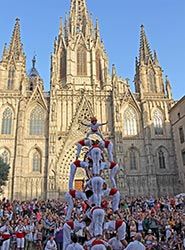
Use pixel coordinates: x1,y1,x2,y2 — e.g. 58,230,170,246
139,24,153,63
9,18,24,60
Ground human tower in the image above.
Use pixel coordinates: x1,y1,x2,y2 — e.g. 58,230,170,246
63,117,126,249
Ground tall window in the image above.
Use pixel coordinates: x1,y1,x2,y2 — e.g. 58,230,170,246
77,46,87,76
148,70,156,92
182,150,185,166
129,148,138,170
96,51,102,82
1,107,13,135
153,110,163,135
158,149,166,169
123,107,138,136
0,149,10,164
30,106,45,135
60,49,66,79
7,67,15,89
32,150,41,172
179,127,185,144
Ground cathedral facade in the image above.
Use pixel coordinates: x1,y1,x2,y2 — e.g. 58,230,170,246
0,0,181,200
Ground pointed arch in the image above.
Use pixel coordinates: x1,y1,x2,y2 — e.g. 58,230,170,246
148,70,156,92
1,107,13,135
153,109,163,135
156,146,168,169
123,106,138,136
60,48,66,79
7,66,15,90
128,147,140,170
31,148,42,172
96,50,102,82
0,148,10,164
77,46,87,76
29,106,45,135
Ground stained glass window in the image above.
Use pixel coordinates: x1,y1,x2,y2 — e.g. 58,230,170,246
153,110,163,135
77,46,87,76
1,107,13,135
123,108,138,136
32,150,41,172
30,106,45,135
158,149,166,169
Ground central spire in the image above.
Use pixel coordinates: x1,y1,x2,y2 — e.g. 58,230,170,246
69,0,89,36
139,25,152,63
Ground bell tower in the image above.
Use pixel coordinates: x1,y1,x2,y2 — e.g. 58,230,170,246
0,18,26,91
134,25,165,97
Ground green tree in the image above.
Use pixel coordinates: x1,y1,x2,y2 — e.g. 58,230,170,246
0,159,10,194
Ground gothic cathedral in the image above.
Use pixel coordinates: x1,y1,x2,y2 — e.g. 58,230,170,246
0,0,180,199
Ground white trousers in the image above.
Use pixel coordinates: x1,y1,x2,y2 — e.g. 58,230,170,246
92,209,105,236
92,177,103,206
63,224,71,250
1,239,10,250
112,191,120,212
69,164,77,190
65,192,74,221
107,143,113,162
76,143,83,159
110,165,119,188
91,148,102,175
91,245,106,250
16,238,25,249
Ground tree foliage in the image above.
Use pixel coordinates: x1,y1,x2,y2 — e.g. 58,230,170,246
0,159,10,193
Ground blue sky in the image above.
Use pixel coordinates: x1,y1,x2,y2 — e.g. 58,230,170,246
0,0,185,100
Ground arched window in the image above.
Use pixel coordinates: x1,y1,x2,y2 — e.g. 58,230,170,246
32,150,41,172
129,148,138,170
7,67,15,90
60,49,66,79
123,107,138,136
153,110,163,135
77,46,87,76
148,70,156,92
1,107,13,135
158,149,166,169
30,106,45,135
96,51,102,82
0,149,10,164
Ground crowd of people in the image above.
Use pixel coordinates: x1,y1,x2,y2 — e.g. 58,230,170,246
0,196,184,249
0,117,185,249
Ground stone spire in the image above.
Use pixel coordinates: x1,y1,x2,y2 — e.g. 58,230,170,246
95,19,100,39
69,0,89,36
153,50,160,66
139,25,153,63
165,75,172,99
59,17,63,37
8,18,24,60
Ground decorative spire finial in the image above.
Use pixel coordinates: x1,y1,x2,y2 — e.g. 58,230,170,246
59,17,63,36
32,55,36,69
9,18,24,59
139,24,152,63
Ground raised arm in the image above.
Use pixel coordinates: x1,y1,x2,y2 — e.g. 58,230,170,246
81,121,90,127
99,121,108,126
